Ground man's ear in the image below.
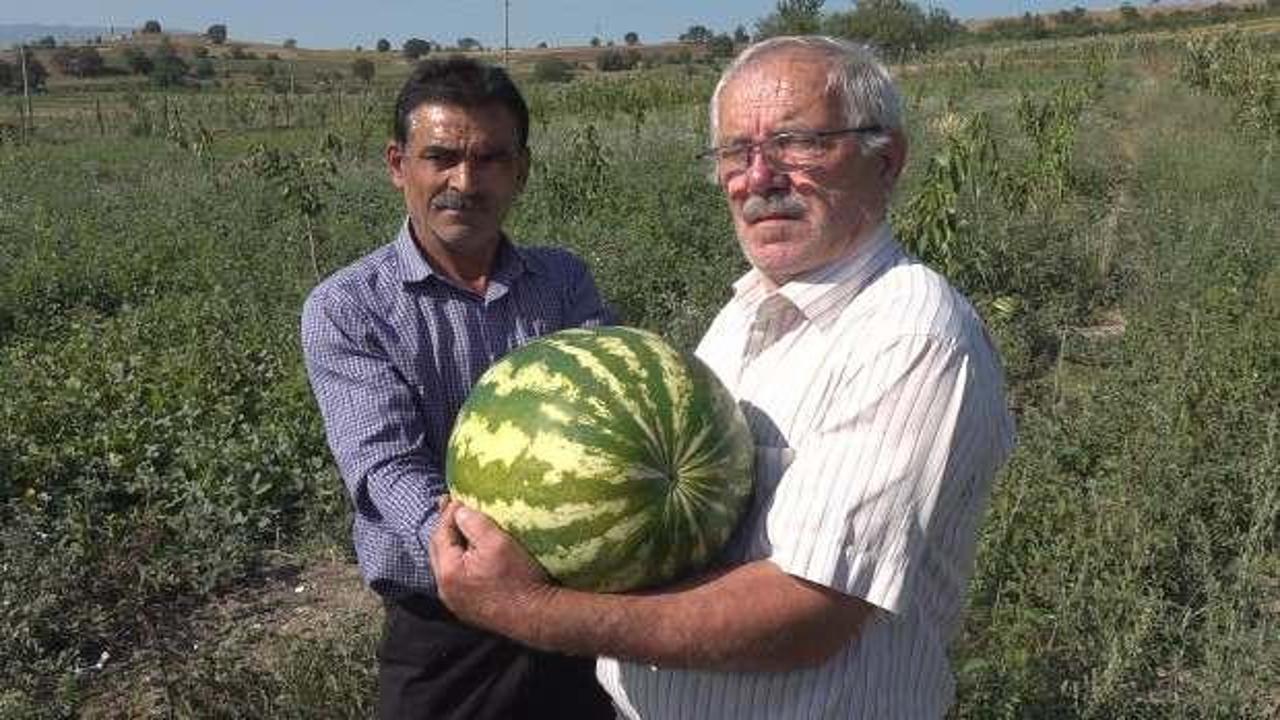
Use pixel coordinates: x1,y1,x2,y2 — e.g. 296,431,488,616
879,129,908,189
386,140,406,190
515,147,531,194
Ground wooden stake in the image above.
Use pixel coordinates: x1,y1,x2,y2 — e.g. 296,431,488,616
19,44,32,142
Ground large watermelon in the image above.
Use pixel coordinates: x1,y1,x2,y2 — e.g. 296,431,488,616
445,326,754,592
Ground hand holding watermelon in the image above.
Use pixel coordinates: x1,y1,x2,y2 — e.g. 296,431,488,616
429,498,555,630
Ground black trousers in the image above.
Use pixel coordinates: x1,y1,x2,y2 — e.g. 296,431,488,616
378,595,616,720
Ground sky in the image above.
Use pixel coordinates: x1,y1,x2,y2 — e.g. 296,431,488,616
2,1,1145,49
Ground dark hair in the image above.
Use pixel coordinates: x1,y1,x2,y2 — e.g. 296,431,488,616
392,56,530,149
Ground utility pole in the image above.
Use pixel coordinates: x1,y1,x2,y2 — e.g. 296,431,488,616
19,44,32,142
503,0,510,67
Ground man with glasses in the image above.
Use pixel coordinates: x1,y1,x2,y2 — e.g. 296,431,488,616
430,36,1015,718
301,57,615,719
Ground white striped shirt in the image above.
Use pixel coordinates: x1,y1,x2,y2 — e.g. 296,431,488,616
597,224,1015,719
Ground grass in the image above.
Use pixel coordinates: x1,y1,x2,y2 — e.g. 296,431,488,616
1,30,1276,719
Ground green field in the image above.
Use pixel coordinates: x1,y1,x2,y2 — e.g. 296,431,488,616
1,21,1277,719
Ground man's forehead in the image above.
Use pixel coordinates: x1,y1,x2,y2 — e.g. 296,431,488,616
406,102,517,145
716,54,836,136
724,53,830,103
732,51,829,91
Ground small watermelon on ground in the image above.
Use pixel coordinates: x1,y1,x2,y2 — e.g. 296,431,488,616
446,326,754,592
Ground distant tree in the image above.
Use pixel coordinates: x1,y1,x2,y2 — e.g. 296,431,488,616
351,57,375,84
193,57,216,79
937,8,966,40
123,46,154,75
52,46,106,77
708,33,736,58
590,36,602,47
0,59,14,89
756,0,825,38
823,0,962,58
376,38,391,52
142,20,162,34
283,38,297,49
624,31,640,45
532,55,573,82
1054,6,1090,27
537,41,548,48
734,24,751,43
15,55,49,89
678,25,714,43
206,24,227,44
403,38,431,59
36,35,57,48
457,37,482,51
150,48,188,87
1119,3,1141,22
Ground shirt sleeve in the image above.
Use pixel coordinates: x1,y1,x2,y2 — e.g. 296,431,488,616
763,333,1007,616
563,253,617,328
300,286,446,557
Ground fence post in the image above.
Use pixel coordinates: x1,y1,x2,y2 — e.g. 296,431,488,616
19,44,32,142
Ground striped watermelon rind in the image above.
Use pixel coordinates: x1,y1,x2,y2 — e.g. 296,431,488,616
445,326,754,592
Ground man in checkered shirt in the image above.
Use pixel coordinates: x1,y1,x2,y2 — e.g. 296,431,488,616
300,57,615,720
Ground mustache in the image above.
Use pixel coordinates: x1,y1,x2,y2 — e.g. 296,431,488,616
741,193,806,222
432,190,484,211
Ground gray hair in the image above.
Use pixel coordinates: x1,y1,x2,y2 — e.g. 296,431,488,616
709,36,903,157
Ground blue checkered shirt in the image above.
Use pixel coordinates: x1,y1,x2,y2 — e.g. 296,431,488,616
301,219,614,599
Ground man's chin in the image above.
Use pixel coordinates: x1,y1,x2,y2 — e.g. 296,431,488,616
418,230,497,262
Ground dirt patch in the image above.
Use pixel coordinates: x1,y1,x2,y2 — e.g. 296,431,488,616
199,559,379,644
79,559,381,718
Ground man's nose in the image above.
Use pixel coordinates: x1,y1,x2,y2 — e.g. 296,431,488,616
744,148,787,194
449,158,477,193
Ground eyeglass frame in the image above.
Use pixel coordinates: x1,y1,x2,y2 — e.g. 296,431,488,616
699,125,885,177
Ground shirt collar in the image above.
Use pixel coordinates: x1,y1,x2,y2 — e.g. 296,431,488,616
393,217,533,290
730,222,902,331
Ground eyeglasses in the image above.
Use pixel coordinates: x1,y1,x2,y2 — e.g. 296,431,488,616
700,126,884,176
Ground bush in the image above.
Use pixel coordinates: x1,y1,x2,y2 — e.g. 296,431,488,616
596,48,632,72
253,61,276,83
351,58,375,85
124,46,154,75
207,24,227,45
52,46,106,78
193,58,216,79
150,52,188,87
532,56,574,83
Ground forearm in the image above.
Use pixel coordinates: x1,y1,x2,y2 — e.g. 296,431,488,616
499,561,871,672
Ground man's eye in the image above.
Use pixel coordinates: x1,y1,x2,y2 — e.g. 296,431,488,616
424,150,461,165
773,134,819,152
718,144,751,159
476,151,513,165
